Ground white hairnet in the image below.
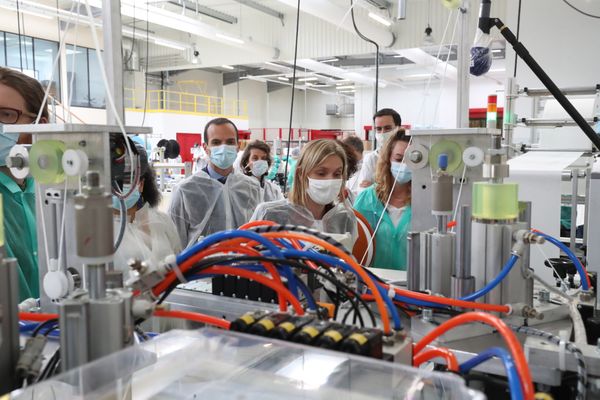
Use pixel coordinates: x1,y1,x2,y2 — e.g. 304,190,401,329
169,170,262,248
113,204,182,279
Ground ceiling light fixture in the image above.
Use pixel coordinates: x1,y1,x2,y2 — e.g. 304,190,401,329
216,33,245,45
153,38,187,51
393,54,403,58
336,85,355,90
368,12,392,27
299,77,319,82
221,65,235,70
320,58,339,63
278,76,290,82
265,61,282,68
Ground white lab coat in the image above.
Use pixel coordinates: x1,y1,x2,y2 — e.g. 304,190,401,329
113,204,182,279
169,170,262,248
357,150,379,192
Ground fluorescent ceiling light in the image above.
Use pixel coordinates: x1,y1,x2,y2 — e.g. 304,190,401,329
335,80,351,85
221,65,235,70
336,85,355,90
393,54,403,58
321,58,339,63
278,76,289,82
299,77,319,82
339,90,355,93
491,49,503,53
403,73,433,79
368,12,392,27
488,68,505,72
216,33,245,45
154,38,186,51
265,61,283,68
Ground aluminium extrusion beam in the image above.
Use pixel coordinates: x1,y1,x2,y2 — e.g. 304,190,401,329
232,0,284,23
167,0,238,24
102,0,125,126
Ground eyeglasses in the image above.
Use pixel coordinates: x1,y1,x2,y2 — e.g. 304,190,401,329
0,107,37,124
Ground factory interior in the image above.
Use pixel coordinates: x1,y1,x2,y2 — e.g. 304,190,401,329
1,0,600,399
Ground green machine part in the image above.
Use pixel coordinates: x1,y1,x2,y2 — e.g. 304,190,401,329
429,140,463,173
472,182,519,221
29,140,66,184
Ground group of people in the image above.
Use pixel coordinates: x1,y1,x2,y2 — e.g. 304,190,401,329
0,66,412,305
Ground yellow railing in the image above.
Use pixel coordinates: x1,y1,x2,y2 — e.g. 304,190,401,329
124,88,248,118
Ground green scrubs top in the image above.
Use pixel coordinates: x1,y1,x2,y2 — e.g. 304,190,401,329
0,173,38,301
354,185,411,270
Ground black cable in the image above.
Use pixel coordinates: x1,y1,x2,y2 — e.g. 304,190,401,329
282,0,301,193
32,319,58,337
36,349,60,382
156,254,375,327
350,0,379,114
513,0,522,77
123,4,136,67
141,3,150,127
16,0,23,71
562,0,600,19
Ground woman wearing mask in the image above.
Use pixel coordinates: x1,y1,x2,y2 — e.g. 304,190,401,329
239,140,283,202
251,139,357,246
113,142,182,280
0,67,48,301
354,130,411,270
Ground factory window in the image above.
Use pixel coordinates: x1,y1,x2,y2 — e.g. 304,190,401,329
0,32,61,100
66,45,105,109
5,33,34,74
32,38,60,100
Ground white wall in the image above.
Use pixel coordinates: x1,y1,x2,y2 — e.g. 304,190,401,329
354,76,504,134
223,80,268,128
125,110,248,142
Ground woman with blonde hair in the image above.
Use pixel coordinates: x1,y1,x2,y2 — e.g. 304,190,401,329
353,130,411,270
251,139,357,244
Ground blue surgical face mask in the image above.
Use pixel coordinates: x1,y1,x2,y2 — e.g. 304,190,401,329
112,186,141,211
0,131,20,167
209,144,237,170
390,161,412,184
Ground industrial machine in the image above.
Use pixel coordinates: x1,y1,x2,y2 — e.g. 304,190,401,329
4,1,600,400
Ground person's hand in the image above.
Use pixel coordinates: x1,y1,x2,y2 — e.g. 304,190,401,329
359,180,372,188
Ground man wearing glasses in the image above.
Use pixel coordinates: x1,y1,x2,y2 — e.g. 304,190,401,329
358,108,403,190
0,67,48,301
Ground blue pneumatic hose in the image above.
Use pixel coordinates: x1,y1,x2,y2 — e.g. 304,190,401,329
460,254,519,302
533,231,590,291
459,347,524,400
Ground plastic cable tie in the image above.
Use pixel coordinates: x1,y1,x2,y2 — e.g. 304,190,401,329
387,285,397,299
171,262,188,284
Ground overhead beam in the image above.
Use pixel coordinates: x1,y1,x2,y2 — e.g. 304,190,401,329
167,0,237,24
232,0,284,23
272,0,395,47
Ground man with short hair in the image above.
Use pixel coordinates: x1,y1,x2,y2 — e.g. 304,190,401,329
169,118,261,247
358,108,403,190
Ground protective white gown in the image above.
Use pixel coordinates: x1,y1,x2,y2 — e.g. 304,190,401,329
169,170,262,248
251,199,358,244
113,204,182,278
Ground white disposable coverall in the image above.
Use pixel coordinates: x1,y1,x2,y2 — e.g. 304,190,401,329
169,170,262,248
113,204,182,279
